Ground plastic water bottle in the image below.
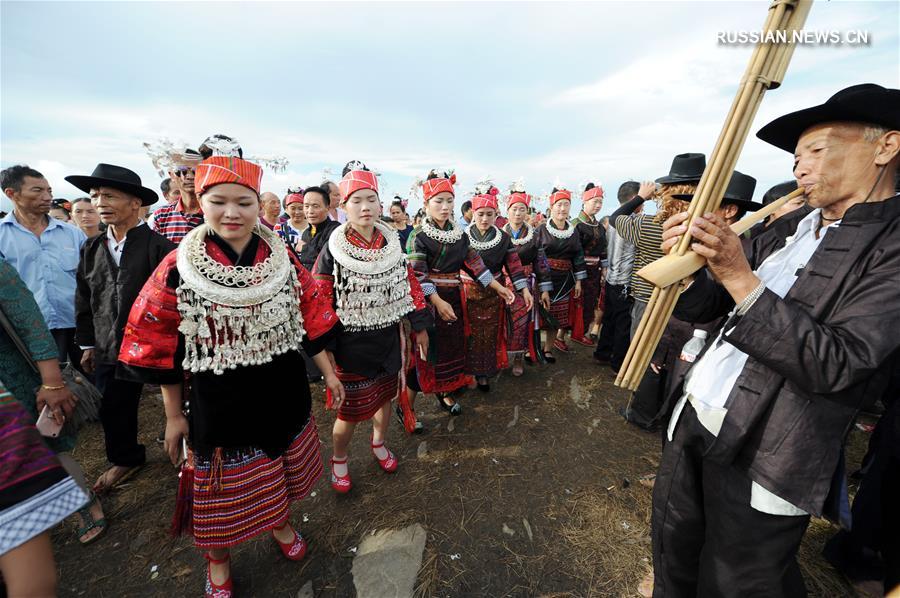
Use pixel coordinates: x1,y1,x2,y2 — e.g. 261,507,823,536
679,329,708,363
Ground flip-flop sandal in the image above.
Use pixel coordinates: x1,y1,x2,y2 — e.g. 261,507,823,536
76,492,107,545
92,464,142,495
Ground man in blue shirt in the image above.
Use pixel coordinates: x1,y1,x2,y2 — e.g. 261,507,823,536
1,165,87,364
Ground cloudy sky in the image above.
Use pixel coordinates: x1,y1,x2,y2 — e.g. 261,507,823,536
2,1,897,216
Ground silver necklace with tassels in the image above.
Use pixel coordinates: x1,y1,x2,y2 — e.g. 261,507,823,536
328,220,414,331
176,223,305,375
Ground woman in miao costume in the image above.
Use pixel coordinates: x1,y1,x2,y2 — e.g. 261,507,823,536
463,183,528,390
118,156,345,598
312,161,432,493
405,169,512,422
571,182,607,346
501,183,551,375
535,186,587,362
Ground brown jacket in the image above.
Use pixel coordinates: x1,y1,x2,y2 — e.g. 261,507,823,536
669,195,900,519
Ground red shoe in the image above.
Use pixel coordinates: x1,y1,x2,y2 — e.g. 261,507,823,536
204,552,233,598
570,335,594,347
272,525,308,561
553,339,569,352
330,456,352,494
371,440,398,473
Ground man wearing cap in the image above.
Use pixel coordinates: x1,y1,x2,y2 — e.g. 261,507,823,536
651,84,900,596
68,164,175,494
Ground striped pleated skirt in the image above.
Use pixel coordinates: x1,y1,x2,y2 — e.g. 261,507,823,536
191,417,322,549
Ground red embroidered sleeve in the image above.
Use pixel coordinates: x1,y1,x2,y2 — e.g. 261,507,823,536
291,252,338,341
118,251,181,370
406,264,428,311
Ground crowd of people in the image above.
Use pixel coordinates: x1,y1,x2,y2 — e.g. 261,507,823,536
0,83,898,598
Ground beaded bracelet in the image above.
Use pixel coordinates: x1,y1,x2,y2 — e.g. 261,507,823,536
736,280,767,316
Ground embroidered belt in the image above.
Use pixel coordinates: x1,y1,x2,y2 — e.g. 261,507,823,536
430,272,461,286
461,271,504,285
547,258,573,271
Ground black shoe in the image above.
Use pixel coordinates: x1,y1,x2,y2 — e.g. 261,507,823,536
156,430,165,444
395,405,424,433
543,352,556,364
436,394,462,416
476,377,490,392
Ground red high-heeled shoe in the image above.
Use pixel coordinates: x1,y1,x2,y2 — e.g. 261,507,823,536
272,525,308,561
371,439,398,473
330,456,351,494
204,552,233,598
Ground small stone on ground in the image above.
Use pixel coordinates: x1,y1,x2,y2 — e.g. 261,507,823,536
351,523,427,598
297,580,314,598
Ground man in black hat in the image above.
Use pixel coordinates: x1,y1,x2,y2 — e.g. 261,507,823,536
625,171,760,433
651,83,900,596
68,164,175,494
609,153,706,340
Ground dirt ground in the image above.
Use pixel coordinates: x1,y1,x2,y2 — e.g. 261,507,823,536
52,343,867,597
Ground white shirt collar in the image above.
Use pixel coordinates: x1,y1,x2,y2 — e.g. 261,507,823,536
106,220,144,249
790,208,840,242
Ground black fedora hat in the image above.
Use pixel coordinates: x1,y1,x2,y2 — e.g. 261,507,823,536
673,170,762,212
655,153,706,185
66,164,158,206
757,83,900,153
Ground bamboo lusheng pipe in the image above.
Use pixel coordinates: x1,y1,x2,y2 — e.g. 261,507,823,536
673,0,807,256
635,188,806,289
614,0,812,391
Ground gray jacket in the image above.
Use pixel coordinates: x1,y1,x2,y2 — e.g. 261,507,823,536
605,225,635,286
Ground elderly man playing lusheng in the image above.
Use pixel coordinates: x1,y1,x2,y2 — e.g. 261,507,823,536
650,83,900,597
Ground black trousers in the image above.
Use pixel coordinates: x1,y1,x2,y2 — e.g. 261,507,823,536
594,282,632,370
625,367,668,431
95,363,146,467
652,402,810,597
823,397,900,593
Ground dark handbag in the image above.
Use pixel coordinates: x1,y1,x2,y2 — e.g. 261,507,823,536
0,307,101,433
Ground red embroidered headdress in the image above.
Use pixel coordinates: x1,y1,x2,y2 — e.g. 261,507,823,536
195,156,263,196
422,169,457,201
507,192,531,208
582,184,604,202
549,188,572,206
284,192,304,206
471,185,500,211
339,161,379,202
